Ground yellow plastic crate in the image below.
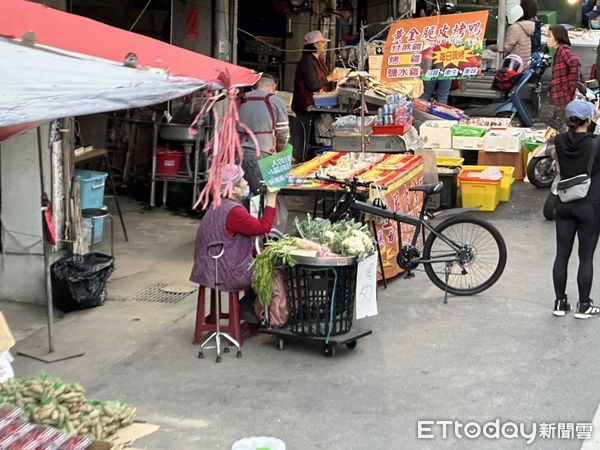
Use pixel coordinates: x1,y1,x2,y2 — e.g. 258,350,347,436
436,156,464,167
461,165,515,202
457,171,501,211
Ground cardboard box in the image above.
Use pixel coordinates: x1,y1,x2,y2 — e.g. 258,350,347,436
88,422,159,450
420,120,454,149
0,312,15,353
452,135,484,151
477,150,524,180
484,128,525,153
434,149,462,158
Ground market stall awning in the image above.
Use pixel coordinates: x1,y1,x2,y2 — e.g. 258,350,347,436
0,0,260,137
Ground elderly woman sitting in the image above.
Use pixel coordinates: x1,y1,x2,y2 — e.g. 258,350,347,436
189,164,278,323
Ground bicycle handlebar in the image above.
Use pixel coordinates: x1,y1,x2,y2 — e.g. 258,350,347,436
315,175,386,190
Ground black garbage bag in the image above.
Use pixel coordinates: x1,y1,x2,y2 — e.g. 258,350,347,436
51,253,114,312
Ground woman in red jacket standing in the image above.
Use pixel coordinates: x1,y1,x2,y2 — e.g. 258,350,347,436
547,25,582,122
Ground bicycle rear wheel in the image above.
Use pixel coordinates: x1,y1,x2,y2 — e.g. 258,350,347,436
423,216,507,295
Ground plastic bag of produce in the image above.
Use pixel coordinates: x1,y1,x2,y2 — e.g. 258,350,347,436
255,270,288,328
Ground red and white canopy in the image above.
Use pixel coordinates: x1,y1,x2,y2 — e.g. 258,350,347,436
0,0,260,139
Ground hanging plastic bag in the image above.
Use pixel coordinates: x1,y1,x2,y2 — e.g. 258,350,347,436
42,195,57,246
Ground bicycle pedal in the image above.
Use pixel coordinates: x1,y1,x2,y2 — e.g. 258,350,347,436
403,271,415,279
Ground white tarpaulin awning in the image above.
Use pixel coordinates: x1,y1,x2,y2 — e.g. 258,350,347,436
0,38,205,129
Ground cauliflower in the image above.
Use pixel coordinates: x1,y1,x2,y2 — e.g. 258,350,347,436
321,230,336,245
341,236,367,257
352,229,374,253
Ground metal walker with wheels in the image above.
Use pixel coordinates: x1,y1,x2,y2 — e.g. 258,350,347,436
198,241,242,362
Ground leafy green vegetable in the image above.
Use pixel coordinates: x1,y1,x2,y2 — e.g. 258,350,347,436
251,237,296,307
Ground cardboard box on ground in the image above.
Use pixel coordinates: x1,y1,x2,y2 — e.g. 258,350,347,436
88,422,159,450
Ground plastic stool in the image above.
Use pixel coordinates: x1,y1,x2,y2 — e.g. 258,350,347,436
193,287,250,346
81,208,114,257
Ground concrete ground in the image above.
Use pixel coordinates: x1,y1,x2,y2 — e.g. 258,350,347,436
7,182,600,449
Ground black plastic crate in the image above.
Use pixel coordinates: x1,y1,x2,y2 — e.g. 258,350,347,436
437,167,460,209
283,263,357,337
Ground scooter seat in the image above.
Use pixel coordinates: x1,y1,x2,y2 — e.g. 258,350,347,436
409,182,443,195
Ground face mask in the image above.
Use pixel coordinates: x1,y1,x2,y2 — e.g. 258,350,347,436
236,185,250,200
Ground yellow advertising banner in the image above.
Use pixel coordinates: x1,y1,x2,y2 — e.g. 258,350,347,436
381,11,489,82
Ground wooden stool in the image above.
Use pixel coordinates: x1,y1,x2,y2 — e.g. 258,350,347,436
193,286,250,346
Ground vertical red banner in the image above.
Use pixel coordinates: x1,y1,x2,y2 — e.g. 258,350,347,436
185,6,199,42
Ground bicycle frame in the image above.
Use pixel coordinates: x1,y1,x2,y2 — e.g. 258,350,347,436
314,175,506,302
345,197,468,266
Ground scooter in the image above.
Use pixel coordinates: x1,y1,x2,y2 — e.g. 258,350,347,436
526,129,558,189
495,52,552,127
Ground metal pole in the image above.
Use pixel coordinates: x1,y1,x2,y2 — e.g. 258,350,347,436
150,121,159,207
360,75,366,154
170,0,174,45
37,127,55,354
497,0,507,67
231,0,238,64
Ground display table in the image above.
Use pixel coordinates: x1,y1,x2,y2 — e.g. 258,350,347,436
285,152,424,281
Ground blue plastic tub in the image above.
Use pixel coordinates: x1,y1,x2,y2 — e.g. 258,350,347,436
75,169,108,209
314,95,338,108
82,205,107,245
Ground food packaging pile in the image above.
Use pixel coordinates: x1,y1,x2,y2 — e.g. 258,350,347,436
0,375,136,442
375,94,413,126
320,153,384,180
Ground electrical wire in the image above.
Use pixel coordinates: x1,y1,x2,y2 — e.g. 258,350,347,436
237,27,352,53
129,0,153,31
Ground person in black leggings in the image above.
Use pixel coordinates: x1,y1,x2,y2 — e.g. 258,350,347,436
552,100,600,319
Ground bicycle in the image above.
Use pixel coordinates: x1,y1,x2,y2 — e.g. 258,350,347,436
318,176,507,303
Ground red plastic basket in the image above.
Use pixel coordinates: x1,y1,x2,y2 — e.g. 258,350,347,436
371,118,414,136
156,149,184,175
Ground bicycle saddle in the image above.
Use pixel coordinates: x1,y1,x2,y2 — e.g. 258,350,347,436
409,182,443,195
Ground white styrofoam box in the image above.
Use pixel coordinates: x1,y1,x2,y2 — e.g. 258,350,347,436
484,128,525,153
452,135,484,150
420,120,454,148
434,149,462,158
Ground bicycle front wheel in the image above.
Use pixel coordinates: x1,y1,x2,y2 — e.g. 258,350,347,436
423,215,507,295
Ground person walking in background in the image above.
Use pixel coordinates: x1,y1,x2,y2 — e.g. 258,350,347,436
547,25,583,121
504,3,534,67
552,100,600,319
421,3,455,105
